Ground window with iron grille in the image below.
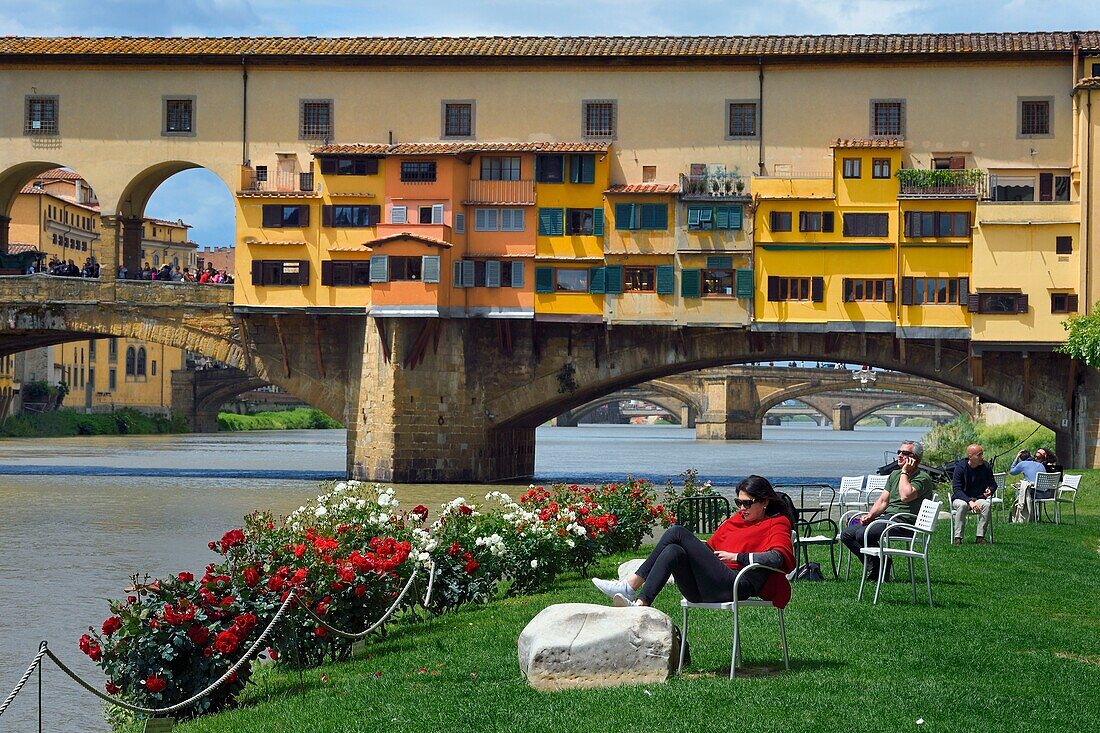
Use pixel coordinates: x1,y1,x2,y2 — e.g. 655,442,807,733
164,98,193,134
299,100,333,140
400,161,437,182
583,100,616,138
442,101,474,138
481,157,521,181
25,95,59,136
870,99,904,137
254,166,268,182
1020,99,1051,136
727,101,757,138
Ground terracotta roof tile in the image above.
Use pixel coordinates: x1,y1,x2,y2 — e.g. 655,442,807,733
2,33,1098,60
312,141,609,156
327,246,372,252
19,184,102,211
1075,76,1100,90
6,243,41,254
146,217,191,228
245,239,307,246
36,168,84,181
605,183,680,194
368,232,453,248
236,190,322,198
832,138,906,149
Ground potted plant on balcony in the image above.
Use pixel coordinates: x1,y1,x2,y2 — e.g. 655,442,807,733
723,177,734,195
735,178,745,194
709,177,722,196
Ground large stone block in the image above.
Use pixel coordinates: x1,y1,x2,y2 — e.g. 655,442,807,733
517,603,680,691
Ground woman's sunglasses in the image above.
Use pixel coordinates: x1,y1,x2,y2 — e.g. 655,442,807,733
734,498,760,509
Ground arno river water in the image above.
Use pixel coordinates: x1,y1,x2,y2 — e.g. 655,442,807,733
0,423,927,732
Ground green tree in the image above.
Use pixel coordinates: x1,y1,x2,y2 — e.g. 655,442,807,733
1059,308,1100,366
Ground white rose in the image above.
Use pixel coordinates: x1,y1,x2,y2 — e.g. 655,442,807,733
530,559,539,568
314,506,328,517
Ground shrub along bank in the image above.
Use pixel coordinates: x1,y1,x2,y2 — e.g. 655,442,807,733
0,408,185,437
217,408,342,431
922,415,1055,468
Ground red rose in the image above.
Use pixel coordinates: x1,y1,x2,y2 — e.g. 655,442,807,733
293,544,307,559
290,568,308,585
105,681,121,695
447,542,461,557
101,616,122,636
314,625,327,637
458,504,473,515
464,560,480,575
243,567,260,587
214,630,239,655
354,585,366,598
219,529,245,553
187,624,209,645
177,571,194,583
144,675,166,694
226,671,239,685
207,541,217,551
412,505,429,519
267,647,279,660
232,612,258,636
203,645,213,658
267,575,284,592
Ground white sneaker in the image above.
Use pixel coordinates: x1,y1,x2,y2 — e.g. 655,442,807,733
612,593,640,608
592,577,635,602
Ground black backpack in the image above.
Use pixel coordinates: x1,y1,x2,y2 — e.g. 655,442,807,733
788,562,826,582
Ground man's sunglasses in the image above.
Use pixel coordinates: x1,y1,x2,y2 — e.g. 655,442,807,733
897,450,916,457
734,498,760,508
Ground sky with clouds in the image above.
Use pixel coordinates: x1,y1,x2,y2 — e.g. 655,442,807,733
4,0,1096,247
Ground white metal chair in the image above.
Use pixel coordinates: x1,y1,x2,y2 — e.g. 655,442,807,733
1032,472,1062,523
678,562,791,679
1056,474,1082,525
857,499,942,606
864,474,889,505
838,476,866,515
990,472,1007,523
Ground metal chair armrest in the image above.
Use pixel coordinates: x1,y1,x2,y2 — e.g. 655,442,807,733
1057,488,1077,499
732,562,787,601
880,522,930,545
799,517,839,539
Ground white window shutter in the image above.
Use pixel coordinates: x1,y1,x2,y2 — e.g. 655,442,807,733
422,255,440,283
461,260,475,287
369,254,389,283
453,260,465,287
486,260,501,288
510,261,524,288
391,206,407,224
455,213,465,233
432,203,444,225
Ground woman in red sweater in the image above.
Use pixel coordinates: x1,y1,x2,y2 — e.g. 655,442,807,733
592,475,795,607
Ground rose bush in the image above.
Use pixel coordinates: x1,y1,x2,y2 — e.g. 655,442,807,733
82,477,669,722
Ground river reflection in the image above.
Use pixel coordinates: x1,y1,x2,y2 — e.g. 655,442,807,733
0,424,926,732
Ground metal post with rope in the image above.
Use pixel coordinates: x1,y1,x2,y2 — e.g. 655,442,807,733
0,560,435,731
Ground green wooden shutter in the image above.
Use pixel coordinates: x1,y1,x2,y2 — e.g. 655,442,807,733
715,206,730,230
535,266,554,294
615,203,635,230
550,208,564,235
655,265,675,295
729,206,743,230
569,155,582,184
422,255,440,283
369,255,389,283
640,204,668,230
538,208,553,236
680,269,701,298
735,268,753,298
687,207,702,229
589,267,606,294
592,208,604,236
604,264,623,294
706,256,733,269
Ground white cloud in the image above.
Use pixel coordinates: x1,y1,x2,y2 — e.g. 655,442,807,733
145,169,235,249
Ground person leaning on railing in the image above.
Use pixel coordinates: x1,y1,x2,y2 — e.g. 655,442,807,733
840,440,935,579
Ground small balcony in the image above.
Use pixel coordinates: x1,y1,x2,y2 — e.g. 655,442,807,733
464,179,536,205
897,169,986,199
679,172,749,201
241,169,317,194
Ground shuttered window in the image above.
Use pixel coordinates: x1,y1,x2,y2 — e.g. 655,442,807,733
589,267,606,294
390,206,407,224
261,205,310,228
655,265,675,294
735,269,754,298
537,208,565,236
569,155,596,184
842,278,895,302
322,205,380,227
680,269,702,298
536,155,565,183
318,157,379,176
615,203,668,231
251,260,310,286
765,276,820,301
369,255,389,283
967,292,1028,314
904,211,970,238
900,277,969,305
475,208,500,231
422,256,441,283
1051,293,1079,314
843,213,889,237
535,266,554,293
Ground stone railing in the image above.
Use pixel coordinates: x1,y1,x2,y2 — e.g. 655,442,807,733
0,274,232,306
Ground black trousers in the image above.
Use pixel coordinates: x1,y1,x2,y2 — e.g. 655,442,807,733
840,517,911,573
635,525,765,605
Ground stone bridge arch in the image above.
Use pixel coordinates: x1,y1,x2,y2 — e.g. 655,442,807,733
171,367,272,432
756,379,977,424
849,397,965,424
0,277,357,425
563,393,686,426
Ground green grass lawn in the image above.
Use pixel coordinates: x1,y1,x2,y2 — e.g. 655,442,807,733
176,475,1100,733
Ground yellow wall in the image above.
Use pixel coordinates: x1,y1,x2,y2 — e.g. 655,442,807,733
971,202,1080,343
604,195,676,255
603,253,675,324
676,251,753,327
51,338,181,412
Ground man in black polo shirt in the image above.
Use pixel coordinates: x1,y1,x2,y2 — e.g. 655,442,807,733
951,443,997,544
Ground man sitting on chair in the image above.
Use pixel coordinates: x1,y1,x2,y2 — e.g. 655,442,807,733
1009,450,1045,523
841,440,935,579
951,444,996,545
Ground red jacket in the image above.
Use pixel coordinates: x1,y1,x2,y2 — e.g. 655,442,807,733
707,513,795,608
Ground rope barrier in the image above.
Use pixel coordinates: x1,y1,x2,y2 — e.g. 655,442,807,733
0,559,438,722
298,561,435,640
0,642,47,719
39,587,298,716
